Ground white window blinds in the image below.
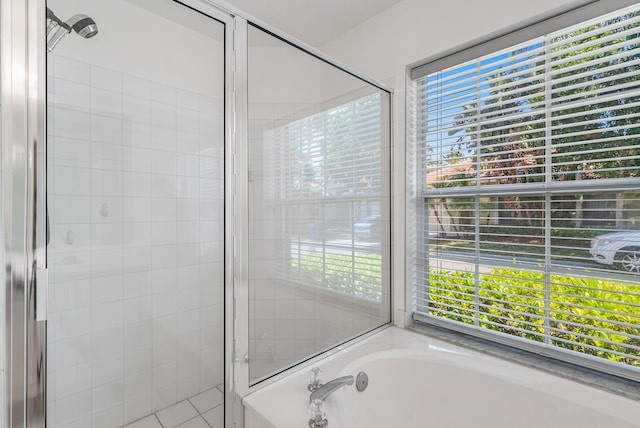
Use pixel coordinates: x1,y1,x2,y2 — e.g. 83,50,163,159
412,4,640,379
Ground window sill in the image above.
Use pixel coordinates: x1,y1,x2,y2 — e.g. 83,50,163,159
409,321,640,402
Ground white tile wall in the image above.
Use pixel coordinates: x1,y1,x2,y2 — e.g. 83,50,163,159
47,54,224,427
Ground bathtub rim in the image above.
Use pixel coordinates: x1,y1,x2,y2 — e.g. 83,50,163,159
243,326,640,428
333,347,640,428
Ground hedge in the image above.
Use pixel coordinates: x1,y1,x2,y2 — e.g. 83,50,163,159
290,252,640,367
428,268,640,367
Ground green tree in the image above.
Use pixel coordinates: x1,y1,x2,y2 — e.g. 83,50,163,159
430,11,640,232
551,12,640,181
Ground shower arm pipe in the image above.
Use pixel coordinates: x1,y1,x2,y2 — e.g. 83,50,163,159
46,7,67,27
46,7,69,37
46,8,72,52
46,20,59,38
47,27,71,52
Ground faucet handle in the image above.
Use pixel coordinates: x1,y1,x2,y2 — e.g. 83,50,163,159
308,399,328,428
308,367,323,391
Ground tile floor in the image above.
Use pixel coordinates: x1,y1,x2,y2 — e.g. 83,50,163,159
124,386,224,428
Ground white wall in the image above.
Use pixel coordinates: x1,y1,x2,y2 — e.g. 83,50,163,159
321,0,582,83
248,26,376,109
319,0,585,325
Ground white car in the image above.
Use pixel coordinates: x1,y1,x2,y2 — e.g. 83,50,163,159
590,231,640,273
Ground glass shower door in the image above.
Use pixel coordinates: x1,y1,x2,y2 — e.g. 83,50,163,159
46,1,225,426
245,24,392,384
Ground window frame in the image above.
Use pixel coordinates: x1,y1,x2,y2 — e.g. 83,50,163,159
408,0,640,382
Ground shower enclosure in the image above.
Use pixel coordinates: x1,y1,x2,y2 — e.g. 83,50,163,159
2,0,391,426
45,0,227,426
4,0,231,426
242,24,391,385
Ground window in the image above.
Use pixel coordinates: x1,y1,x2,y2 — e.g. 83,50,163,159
410,3,640,379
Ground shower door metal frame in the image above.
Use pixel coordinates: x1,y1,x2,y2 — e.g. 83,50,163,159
3,0,393,426
2,0,48,426
177,3,238,428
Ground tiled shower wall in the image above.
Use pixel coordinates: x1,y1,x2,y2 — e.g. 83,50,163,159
46,53,224,428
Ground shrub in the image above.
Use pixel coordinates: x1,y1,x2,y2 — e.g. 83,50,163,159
290,251,640,367
427,268,640,367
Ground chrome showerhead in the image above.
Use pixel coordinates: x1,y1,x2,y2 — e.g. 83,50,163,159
46,8,98,52
68,14,99,39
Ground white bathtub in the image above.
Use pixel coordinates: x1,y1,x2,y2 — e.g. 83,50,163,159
243,327,640,428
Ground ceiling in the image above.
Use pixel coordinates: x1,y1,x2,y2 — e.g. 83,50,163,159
221,0,405,46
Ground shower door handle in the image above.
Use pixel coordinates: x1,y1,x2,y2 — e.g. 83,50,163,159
35,267,49,322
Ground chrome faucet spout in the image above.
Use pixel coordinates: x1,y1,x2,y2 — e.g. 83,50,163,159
309,375,354,402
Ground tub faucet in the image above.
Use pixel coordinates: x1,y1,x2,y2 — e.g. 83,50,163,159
309,375,354,402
